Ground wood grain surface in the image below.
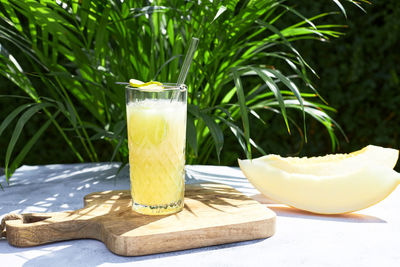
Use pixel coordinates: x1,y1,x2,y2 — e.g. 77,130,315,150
5,183,276,256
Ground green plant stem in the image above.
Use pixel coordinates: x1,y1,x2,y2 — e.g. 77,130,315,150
54,77,98,162
42,107,84,162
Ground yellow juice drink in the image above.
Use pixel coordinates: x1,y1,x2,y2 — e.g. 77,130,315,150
126,85,187,215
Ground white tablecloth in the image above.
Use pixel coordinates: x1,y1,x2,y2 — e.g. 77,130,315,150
1,163,399,266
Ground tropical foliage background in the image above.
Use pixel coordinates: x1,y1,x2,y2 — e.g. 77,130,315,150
1,0,398,186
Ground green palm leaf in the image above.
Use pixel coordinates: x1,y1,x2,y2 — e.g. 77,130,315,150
0,0,366,181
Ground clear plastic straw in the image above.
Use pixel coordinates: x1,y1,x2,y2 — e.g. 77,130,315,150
177,37,199,85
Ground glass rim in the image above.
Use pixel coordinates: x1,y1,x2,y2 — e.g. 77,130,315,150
125,83,187,92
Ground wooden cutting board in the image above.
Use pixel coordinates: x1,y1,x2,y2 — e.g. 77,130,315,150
4,183,275,256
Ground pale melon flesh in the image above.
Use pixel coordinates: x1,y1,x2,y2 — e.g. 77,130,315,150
238,145,400,214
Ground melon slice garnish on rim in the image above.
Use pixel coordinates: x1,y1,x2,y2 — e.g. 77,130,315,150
238,145,400,214
129,79,163,91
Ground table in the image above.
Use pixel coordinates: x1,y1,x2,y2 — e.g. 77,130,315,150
1,163,399,266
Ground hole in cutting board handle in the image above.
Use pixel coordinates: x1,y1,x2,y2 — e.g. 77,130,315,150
22,214,53,223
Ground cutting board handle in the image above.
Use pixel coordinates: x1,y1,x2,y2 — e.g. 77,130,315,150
2,212,99,247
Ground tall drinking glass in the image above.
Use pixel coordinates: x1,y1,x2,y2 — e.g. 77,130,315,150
126,84,187,215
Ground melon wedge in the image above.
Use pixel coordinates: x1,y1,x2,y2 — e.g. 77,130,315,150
238,145,400,214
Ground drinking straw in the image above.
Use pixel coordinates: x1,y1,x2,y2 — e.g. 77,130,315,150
177,37,199,85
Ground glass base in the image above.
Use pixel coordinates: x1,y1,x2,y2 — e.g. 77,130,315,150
132,199,184,215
